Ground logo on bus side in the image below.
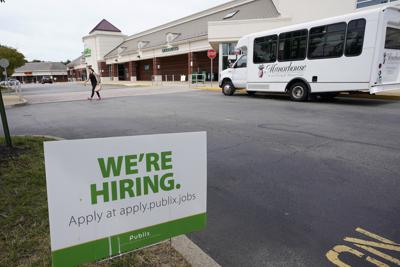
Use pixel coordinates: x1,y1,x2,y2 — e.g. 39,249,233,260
258,62,307,78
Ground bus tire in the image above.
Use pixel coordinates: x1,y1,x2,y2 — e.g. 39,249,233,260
222,80,235,96
289,82,309,102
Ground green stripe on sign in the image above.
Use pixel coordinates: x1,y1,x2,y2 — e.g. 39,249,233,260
52,213,207,267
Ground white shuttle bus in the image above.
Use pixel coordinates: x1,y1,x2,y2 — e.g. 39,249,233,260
219,6,400,101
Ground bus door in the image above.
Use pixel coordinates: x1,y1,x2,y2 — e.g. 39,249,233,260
372,8,400,93
232,55,247,88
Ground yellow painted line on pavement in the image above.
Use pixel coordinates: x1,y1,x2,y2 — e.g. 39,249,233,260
343,237,400,252
354,244,400,265
326,245,364,267
193,87,221,91
193,87,248,95
326,227,400,267
339,93,400,101
355,228,399,245
194,87,400,100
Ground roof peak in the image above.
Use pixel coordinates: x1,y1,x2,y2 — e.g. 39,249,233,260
89,19,121,34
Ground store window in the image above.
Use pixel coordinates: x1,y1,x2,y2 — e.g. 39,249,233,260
345,19,366,56
221,42,237,70
308,22,346,59
356,0,398,8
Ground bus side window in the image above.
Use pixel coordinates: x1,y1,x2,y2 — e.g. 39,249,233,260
308,22,347,59
385,27,400,50
345,19,366,57
278,29,308,61
253,35,278,63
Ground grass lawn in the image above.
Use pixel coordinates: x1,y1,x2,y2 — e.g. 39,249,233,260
0,136,190,267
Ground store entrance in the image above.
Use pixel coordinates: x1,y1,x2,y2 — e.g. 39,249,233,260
118,64,127,81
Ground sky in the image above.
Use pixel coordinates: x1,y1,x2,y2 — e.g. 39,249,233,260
0,0,231,62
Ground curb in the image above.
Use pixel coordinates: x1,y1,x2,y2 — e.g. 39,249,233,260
32,135,65,141
194,87,400,100
5,97,28,107
193,87,220,91
101,82,152,87
338,93,400,101
172,235,221,267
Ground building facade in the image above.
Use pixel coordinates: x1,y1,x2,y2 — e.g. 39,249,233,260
68,0,399,83
13,62,68,83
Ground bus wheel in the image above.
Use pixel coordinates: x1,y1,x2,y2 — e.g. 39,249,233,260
222,81,235,96
289,82,309,102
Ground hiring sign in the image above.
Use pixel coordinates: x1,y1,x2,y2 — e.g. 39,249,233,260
44,132,207,267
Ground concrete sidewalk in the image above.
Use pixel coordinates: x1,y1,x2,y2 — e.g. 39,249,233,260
101,80,190,87
341,89,400,100
2,95,27,107
21,86,196,105
376,89,400,97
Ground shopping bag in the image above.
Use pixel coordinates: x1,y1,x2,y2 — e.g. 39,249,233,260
95,83,102,92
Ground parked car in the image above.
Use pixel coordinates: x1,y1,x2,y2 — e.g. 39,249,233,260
0,79,21,87
8,79,21,86
41,76,53,84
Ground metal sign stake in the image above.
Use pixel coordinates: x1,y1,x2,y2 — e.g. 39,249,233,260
0,88,12,147
211,58,213,88
0,58,12,147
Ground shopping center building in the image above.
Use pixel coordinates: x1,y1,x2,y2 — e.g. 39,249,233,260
68,0,399,82
13,62,68,83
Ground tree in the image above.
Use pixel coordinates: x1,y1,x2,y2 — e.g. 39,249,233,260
62,59,71,65
31,59,42,63
0,45,26,80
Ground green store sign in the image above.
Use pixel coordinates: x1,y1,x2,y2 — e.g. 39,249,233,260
83,48,92,58
162,47,179,53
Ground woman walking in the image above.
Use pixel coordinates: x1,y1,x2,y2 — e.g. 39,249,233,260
84,67,101,100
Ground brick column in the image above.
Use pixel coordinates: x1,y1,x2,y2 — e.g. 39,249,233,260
153,58,161,75
188,52,193,78
130,61,137,81
128,61,133,80
98,62,109,78
112,64,118,81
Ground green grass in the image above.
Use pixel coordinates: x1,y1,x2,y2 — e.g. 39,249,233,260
0,136,190,267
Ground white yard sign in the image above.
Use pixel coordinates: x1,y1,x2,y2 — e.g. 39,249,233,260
44,132,207,266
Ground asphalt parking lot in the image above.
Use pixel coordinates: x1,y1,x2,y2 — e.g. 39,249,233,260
4,84,400,266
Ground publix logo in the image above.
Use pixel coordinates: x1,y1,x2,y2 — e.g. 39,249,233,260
258,62,307,78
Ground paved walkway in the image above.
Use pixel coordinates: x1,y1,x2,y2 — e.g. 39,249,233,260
23,86,196,105
3,95,26,107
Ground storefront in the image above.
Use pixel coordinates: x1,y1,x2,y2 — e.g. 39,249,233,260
13,62,68,83
68,0,400,83
67,56,87,81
